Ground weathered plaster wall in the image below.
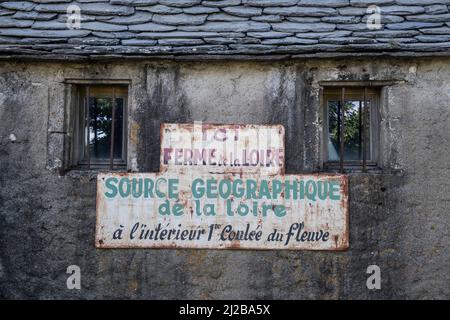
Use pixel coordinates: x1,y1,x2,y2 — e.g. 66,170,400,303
0,57,449,299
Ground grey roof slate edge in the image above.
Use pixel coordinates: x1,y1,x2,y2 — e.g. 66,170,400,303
0,0,449,60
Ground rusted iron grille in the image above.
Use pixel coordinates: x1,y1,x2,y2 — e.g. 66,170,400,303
83,85,124,170
337,87,369,173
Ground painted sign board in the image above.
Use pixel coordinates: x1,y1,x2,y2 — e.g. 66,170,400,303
160,123,285,175
95,173,348,250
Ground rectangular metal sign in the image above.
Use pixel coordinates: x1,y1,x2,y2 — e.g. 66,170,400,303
160,123,285,175
95,173,348,250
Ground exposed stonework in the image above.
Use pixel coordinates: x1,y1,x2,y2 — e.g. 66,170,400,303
0,1,449,59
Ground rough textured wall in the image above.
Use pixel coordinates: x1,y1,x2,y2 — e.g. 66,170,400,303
0,58,449,299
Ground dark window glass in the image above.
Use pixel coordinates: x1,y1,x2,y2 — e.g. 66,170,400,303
328,99,371,161
76,85,127,168
112,98,124,159
88,96,124,160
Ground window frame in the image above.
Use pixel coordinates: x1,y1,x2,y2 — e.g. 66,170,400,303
321,86,381,172
65,80,130,171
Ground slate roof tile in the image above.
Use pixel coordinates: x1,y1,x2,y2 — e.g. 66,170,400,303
302,0,350,7
262,37,318,45
158,0,201,8
420,26,450,34
183,6,220,14
263,6,338,16
222,6,263,17
360,14,405,23
158,38,204,46
106,12,152,25
405,13,450,22
251,15,282,22
286,17,321,23
0,0,449,58
0,28,91,38
128,22,175,31
151,13,207,25
396,0,450,4
242,0,298,6
121,38,157,45
247,31,293,38
0,16,34,28
137,5,182,14
0,2,36,12
134,31,220,38
202,0,242,7
424,5,449,14
350,0,394,6
12,11,57,20
179,21,271,32
380,5,425,15
272,22,336,32
207,13,248,22
386,21,443,29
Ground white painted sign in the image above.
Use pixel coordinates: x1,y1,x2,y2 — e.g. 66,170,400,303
95,172,349,250
160,123,285,175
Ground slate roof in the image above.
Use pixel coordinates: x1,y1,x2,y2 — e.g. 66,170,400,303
0,0,450,60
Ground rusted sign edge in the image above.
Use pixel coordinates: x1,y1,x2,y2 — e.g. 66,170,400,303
159,123,286,175
94,172,349,251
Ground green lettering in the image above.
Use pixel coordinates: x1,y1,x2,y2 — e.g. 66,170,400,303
233,179,244,198
218,179,231,199
192,178,204,198
132,178,143,198
104,177,118,198
272,179,283,200
168,179,179,199
329,181,341,200
259,180,271,199
118,178,131,198
206,178,218,198
246,179,258,199
155,178,166,198
305,180,317,201
317,181,328,200
144,178,154,198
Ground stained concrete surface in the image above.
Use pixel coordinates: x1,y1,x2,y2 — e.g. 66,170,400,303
0,58,449,299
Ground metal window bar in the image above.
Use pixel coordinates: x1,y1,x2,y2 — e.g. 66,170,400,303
85,86,90,170
337,100,341,162
358,101,362,160
337,86,368,173
362,87,368,172
109,88,116,170
339,87,345,173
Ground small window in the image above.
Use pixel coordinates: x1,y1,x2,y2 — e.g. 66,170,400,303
323,87,380,172
72,85,128,169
